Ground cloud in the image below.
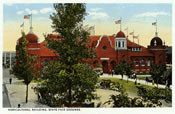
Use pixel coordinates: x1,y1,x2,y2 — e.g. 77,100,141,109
25,8,38,15
16,11,24,15
135,12,170,18
4,3,13,6
40,8,53,14
90,8,102,12
89,11,109,20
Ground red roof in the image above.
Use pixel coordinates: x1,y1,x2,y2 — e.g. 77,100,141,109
18,33,38,43
40,41,58,57
26,33,38,42
127,39,141,48
116,31,126,38
39,34,153,57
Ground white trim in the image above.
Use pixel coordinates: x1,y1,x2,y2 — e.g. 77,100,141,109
28,48,40,50
96,35,104,48
100,58,110,60
95,35,113,48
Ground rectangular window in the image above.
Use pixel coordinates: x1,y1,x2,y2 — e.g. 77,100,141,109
147,60,151,66
118,42,121,47
122,41,125,48
135,59,139,66
141,59,145,66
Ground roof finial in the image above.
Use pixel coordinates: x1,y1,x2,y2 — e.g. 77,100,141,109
155,32,158,37
29,26,33,33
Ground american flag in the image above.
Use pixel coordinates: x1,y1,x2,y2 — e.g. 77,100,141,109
152,22,156,26
20,22,24,27
124,27,128,31
89,26,95,30
133,35,139,39
115,20,121,24
24,15,31,19
129,32,134,35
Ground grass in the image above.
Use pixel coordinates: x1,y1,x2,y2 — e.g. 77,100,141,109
137,77,146,80
99,77,158,93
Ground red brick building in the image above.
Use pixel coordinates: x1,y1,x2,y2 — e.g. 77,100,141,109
16,29,167,74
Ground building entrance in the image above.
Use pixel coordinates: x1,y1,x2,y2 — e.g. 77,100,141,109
102,61,108,73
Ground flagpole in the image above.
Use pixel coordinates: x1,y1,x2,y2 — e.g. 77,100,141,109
31,13,32,30
133,30,134,42
156,19,157,34
94,25,95,35
127,26,128,38
120,17,122,31
23,20,24,31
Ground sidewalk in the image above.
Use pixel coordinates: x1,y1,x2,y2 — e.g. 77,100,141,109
3,68,48,108
100,73,170,89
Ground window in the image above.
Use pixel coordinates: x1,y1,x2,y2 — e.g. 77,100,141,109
141,59,145,66
135,59,139,66
118,41,121,47
147,59,151,66
122,41,125,47
103,45,107,50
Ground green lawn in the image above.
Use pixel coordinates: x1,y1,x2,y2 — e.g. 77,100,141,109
99,77,156,93
137,77,146,80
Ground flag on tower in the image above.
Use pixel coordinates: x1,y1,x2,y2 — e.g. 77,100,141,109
20,22,24,27
89,26,95,30
152,22,156,26
133,35,139,39
24,15,31,19
129,32,134,35
124,27,128,31
115,20,121,24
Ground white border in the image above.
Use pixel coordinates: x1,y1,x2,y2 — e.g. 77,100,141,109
1,0,174,114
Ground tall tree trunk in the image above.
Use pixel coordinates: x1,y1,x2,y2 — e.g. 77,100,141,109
26,84,28,103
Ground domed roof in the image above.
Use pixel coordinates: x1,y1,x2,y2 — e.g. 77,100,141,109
150,33,163,46
26,33,38,42
116,31,126,38
17,32,38,44
150,36,163,46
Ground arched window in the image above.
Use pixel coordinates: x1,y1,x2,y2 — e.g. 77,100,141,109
141,59,145,66
135,59,139,66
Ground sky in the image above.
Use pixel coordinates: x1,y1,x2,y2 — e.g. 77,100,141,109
3,3,172,51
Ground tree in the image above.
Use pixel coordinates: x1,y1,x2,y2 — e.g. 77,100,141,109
104,83,162,107
125,63,133,82
150,64,166,88
114,63,132,80
13,31,37,103
114,64,126,80
36,3,98,107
